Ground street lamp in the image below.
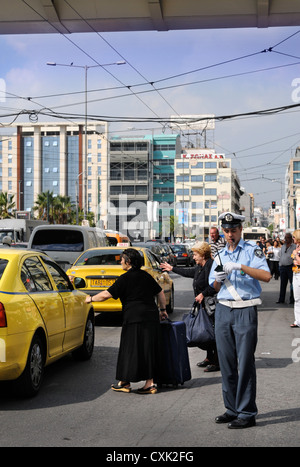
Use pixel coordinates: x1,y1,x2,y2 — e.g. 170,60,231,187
46,60,126,220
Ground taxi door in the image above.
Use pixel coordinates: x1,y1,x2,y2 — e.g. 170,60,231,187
42,258,86,352
22,257,65,358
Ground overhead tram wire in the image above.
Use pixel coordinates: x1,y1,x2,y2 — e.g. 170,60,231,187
10,4,300,132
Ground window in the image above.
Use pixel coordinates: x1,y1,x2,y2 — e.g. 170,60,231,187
136,185,147,195
176,162,189,169
136,142,147,151
122,185,134,195
110,162,121,180
31,229,84,252
205,162,217,169
191,188,203,195
123,142,134,151
205,201,217,209
42,257,72,291
124,162,134,180
205,174,217,182
110,142,121,151
176,188,189,196
110,186,121,195
177,175,189,182
205,188,217,195
22,257,53,292
137,162,147,180
191,175,203,182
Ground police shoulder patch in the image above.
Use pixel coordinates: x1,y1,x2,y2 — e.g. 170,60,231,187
254,248,264,258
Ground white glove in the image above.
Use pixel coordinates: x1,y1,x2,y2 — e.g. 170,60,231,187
224,262,242,274
215,270,227,283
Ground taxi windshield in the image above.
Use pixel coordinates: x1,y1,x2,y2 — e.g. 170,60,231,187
73,249,145,266
74,249,123,266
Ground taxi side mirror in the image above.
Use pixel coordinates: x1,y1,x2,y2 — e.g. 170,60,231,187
74,277,86,289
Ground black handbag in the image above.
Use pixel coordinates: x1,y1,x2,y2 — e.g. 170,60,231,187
182,302,215,349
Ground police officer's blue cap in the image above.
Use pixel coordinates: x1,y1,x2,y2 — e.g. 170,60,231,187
219,212,245,228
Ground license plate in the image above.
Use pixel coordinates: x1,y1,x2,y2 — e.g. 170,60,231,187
90,278,115,287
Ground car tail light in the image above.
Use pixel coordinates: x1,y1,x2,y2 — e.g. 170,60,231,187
0,303,7,327
182,253,188,257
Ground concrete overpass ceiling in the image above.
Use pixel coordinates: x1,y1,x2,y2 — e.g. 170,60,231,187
2,0,300,35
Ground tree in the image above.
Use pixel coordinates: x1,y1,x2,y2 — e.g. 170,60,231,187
33,191,54,221
0,192,16,218
52,195,73,224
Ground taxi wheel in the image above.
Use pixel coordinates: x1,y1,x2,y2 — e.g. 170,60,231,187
14,334,45,398
72,312,95,361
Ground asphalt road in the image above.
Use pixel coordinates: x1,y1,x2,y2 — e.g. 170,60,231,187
0,272,299,449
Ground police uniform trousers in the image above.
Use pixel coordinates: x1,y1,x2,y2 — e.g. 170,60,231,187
215,302,258,420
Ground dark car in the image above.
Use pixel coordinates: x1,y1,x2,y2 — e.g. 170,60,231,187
170,243,191,266
132,242,165,263
145,240,177,265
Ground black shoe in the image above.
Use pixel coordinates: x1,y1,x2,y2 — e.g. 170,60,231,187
215,412,237,424
276,300,284,304
197,359,210,367
228,417,256,429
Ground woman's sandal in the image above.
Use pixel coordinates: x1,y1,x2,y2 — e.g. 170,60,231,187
111,381,131,392
137,385,157,394
290,324,299,328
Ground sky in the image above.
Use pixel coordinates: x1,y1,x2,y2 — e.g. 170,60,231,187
1,24,300,210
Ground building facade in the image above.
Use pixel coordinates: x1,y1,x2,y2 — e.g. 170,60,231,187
0,121,109,226
286,147,300,230
175,149,243,240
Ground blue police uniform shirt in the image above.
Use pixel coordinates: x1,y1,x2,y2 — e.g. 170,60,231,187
208,238,270,301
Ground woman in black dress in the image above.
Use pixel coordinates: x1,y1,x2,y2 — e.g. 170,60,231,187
161,241,219,372
85,248,168,394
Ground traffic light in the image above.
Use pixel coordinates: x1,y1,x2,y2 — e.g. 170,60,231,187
272,201,276,209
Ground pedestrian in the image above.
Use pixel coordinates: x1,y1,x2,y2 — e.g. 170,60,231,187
85,248,168,394
264,240,272,270
161,242,219,372
291,230,300,328
209,227,226,258
209,212,271,429
268,239,281,280
276,233,296,304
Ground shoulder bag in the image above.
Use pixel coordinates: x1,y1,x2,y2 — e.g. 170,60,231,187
182,302,215,349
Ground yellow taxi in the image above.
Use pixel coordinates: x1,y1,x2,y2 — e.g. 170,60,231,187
0,249,94,397
66,247,174,314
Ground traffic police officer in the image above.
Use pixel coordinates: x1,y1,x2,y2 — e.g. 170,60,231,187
209,212,271,428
